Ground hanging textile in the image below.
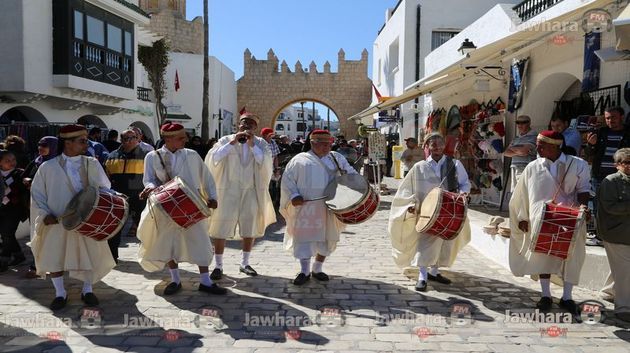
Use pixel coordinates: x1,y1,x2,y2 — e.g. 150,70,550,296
581,32,601,92
508,57,529,112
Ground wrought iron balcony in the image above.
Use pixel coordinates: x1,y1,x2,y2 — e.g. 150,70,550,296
512,0,565,22
137,87,152,102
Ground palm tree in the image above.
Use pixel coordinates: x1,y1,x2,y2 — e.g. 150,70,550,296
201,0,210,140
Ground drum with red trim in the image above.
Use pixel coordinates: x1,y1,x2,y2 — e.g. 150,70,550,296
531,202,584,259
324,174,379,224
415,187,467,240
149,176,211,228
61,186,129,241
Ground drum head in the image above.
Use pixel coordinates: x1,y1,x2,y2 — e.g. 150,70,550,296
61,186,98,230
325,174,368,211
416,188,442,232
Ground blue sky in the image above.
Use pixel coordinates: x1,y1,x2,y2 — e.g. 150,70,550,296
186,0,396,79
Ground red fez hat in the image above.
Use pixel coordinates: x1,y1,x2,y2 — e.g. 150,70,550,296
260,127,274,136
310,129,333,141
160,123,185,137
537,130,564,145
59,124,88,139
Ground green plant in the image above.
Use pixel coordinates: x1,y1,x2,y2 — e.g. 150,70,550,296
139,38,170,126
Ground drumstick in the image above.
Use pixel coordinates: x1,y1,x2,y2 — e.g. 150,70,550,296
304,196,328,202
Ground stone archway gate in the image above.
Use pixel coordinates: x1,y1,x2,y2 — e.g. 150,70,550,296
237,48,372,137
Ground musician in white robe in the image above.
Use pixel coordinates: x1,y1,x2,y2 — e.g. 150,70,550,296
280,129,358,285
205,112,275,280
30,124,115,310
509,130,590,316
388,133,471,292
137,123,227,296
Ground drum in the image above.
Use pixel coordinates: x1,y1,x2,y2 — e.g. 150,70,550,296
149,176,211,228
415,187,467,240
324,174,379,224
61,186,129,241
531,202,584,259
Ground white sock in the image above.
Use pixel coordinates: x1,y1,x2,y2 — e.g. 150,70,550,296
562,282,573,301
429,266,439,276
214,254,223,270
200,272,213,286
51,277,66,298
82,282,93,294
540,278,551,297
418,266,428,282
169,268,181,284
299,258,310,275
241,251,251,267
312,260,324,274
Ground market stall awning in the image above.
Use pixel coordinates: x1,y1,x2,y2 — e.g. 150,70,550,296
614,3,630,51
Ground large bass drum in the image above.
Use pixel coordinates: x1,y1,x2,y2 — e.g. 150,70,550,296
61,186,129,241
415,187,467,240
148,176,211,228
531,202,584,259
324,174,379,224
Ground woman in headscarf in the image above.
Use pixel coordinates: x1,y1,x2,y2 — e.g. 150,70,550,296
22,136,57,278
23,136,58,185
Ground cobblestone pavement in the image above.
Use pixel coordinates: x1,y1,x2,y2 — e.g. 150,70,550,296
1,178,629,352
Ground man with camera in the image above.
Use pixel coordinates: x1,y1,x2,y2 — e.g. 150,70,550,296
205,111,276,280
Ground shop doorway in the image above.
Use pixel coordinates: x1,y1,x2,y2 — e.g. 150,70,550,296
0,106,48,124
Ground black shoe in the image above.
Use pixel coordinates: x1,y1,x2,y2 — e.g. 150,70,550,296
210,268,223,280
239,265,258,276
415,280,427,292
427,273,452,285
311,272,329,281
8,253,26,266
81,292,99,306
0,262,7,273
536,296,553,311
559,299,580,317
198,283,227,295
50,296,67,311
293,273,310,286
163,282,182,295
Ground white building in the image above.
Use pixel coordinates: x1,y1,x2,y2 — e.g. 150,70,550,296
160,54,237,138
371,0,521,140
0,0,162,142
273,105,340,140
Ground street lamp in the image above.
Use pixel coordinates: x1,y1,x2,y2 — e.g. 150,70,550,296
458,38,477,56
300,101,306,138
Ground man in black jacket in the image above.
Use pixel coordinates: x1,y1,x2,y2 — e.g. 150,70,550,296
104,129,149,262
585,106,630,245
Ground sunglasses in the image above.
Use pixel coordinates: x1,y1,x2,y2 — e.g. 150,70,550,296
617,161,630,165
515,121,530,125
122,136,137,141
74,138,88,144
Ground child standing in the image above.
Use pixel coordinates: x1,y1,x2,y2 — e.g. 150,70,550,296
0,150,29,272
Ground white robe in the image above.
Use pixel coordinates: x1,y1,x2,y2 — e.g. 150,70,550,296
30,156,115,283
388,157,471,269
508,154,590,284
137,147,217,272
205,135,276,239
280,151,357,259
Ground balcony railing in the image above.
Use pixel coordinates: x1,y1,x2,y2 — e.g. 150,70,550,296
137,87,152,102
512,0,565,22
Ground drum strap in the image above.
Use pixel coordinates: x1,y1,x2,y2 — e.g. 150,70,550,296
552,158,574,203
330,153,346,175
155,151,173,183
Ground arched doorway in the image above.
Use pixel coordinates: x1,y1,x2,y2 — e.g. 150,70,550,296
130,121,155,144
0,106,48,124
520,72,581,130
77,115,107,128
271,100,341,140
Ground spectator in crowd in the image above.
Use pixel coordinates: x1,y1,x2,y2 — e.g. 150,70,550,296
3,135,29,169
337,139,361,173
130,126,155,153
87,127,109,164
585,106,630,246
386,140,396,177
261,128,281,209
104,129,149,263
290,136,304,154
189,136,210,159
550,116,581,156
261,128,280,171
102,129,121,152
207,138,218,151
596,147,630,322
0,150,29,272
504,115,538,190
401,137,423,177
278,135,291,155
